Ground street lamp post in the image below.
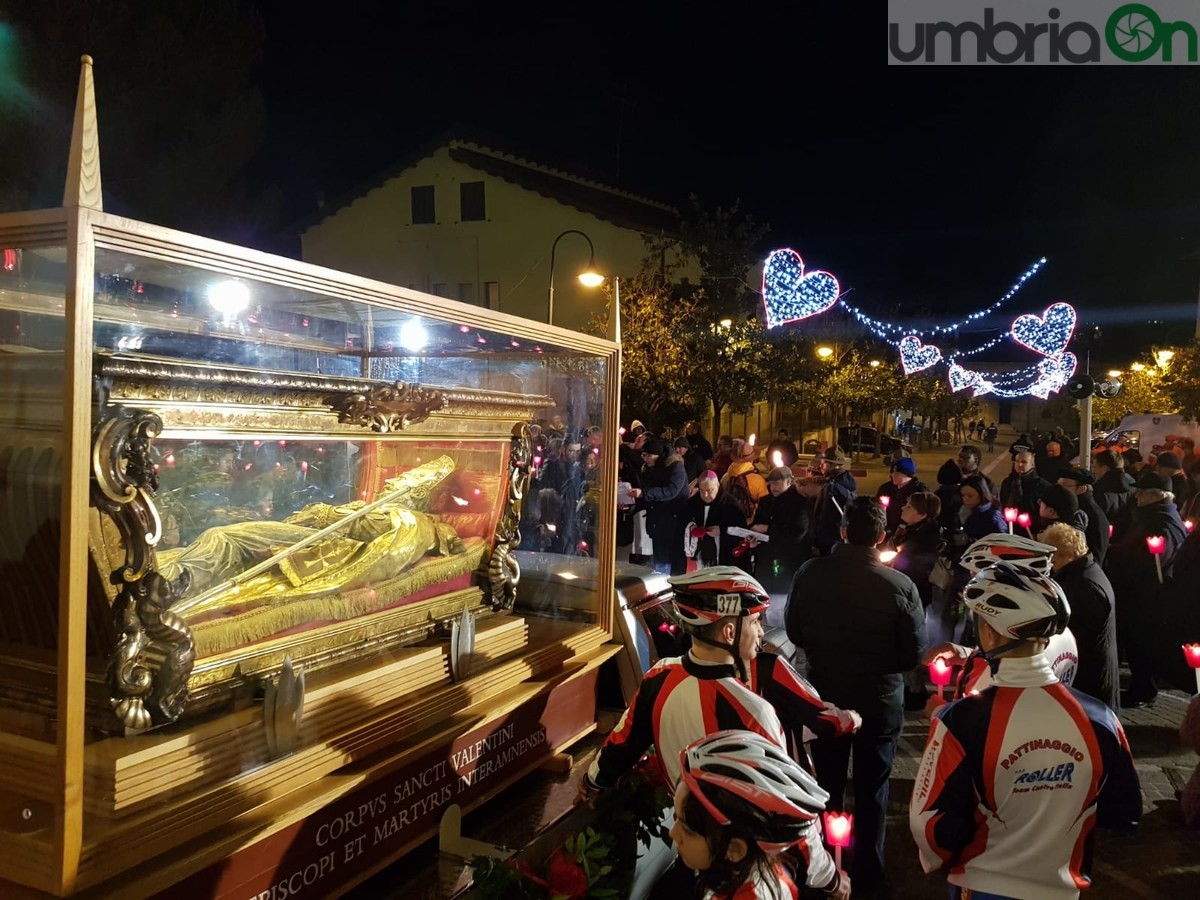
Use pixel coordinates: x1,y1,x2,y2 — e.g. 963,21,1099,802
548,229,604,326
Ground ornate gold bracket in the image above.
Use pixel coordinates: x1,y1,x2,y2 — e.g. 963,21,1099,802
485,423,532,610
325,382,445,433
92,408,195,728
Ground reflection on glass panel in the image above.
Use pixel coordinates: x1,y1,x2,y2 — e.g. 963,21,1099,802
0,246,66,742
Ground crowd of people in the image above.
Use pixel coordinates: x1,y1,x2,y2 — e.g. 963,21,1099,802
567,417,1200,899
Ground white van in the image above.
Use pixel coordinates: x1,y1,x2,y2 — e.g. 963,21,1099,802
1100,413,1200,458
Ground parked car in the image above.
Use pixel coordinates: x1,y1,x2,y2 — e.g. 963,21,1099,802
837,426,909,455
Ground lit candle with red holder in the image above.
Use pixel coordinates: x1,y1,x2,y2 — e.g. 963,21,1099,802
879,494,891,509
1108,523,1114,538
1186,519,1195,533
929,656,955,699
1003,507,1018,534
1017,512,1032,536
1146,535,1166,584
823,811,853,868
1183,644,1200,694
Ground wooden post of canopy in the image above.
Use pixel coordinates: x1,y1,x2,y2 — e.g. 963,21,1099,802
55,53,101,895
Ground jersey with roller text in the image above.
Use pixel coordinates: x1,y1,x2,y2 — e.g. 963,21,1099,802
910,654,1140,900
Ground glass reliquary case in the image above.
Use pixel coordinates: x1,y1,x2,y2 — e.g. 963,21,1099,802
0,93,620,895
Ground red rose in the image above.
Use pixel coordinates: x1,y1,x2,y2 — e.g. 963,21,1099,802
545,847,589,899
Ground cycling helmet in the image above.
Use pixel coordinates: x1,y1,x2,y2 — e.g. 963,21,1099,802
679,729,829,853
959,533,1056,577
963,561,1071,642
668,566,770,627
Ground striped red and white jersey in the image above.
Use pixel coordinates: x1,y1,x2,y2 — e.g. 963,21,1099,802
746,652,859,745
585,653,785,791
955,629,1079,697
704,862,798,899
910,654,1140,900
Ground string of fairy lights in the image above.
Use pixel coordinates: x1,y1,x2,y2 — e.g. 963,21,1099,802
761,250,1077,399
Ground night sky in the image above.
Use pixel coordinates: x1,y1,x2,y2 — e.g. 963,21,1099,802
7,3,1200,355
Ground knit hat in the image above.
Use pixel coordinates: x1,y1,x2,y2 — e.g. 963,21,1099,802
1040,484,1079,519
1156,451,1182,469
640,437,666,458
892,457,917,477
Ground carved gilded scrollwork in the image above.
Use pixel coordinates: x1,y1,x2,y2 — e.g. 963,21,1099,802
486,423,532,610
92,408,195,728
91,409,163,582
325,383,445,433
109,572,195,728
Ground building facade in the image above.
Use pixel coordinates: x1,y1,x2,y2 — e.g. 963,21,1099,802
300,139,686,332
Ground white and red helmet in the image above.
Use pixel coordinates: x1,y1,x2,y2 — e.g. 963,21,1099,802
959,533,1056,577
963,561,1071,641
667,566,770,627
679,729,829,852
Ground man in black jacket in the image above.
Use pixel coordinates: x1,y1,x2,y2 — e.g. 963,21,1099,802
1092,449,1136,538
999,450,1052,531
750,466,813,600
1056,467,1110,565
876,456,929,536
1106,470,1189,707
786,496,926,897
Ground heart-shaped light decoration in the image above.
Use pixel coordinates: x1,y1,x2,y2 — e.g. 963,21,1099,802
948,364,980,393
1029,352,1078,399
1011,302,1076,357
761,249,841,329
898,335,942,374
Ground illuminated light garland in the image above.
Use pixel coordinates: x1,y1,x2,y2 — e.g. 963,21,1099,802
761,249,840,328
898,335,942,374
841,257,1047,340
1010,303,1076,358
761,246,1072,399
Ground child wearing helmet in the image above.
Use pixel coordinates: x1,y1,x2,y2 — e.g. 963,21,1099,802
910,562,1141,900
673,730,850,899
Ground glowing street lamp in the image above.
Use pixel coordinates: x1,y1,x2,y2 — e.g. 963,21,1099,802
817,346,834,359
1130,362,1146,372
548,229,604,326
1154,349,1175,370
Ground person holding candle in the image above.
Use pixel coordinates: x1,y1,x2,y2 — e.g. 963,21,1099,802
673,730,850,899
890,491,945,710
999,450,1053,534
1091,449,1136,539
924,534,1080,715
875,456,929,537
959,475,1007,543
786,496,926,897
910,562,1141,900
1105,469,1188,708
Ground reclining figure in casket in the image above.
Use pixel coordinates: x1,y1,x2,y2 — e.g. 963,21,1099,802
156,455,482,656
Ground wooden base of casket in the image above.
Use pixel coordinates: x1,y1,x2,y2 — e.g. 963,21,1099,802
0,619,617,898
